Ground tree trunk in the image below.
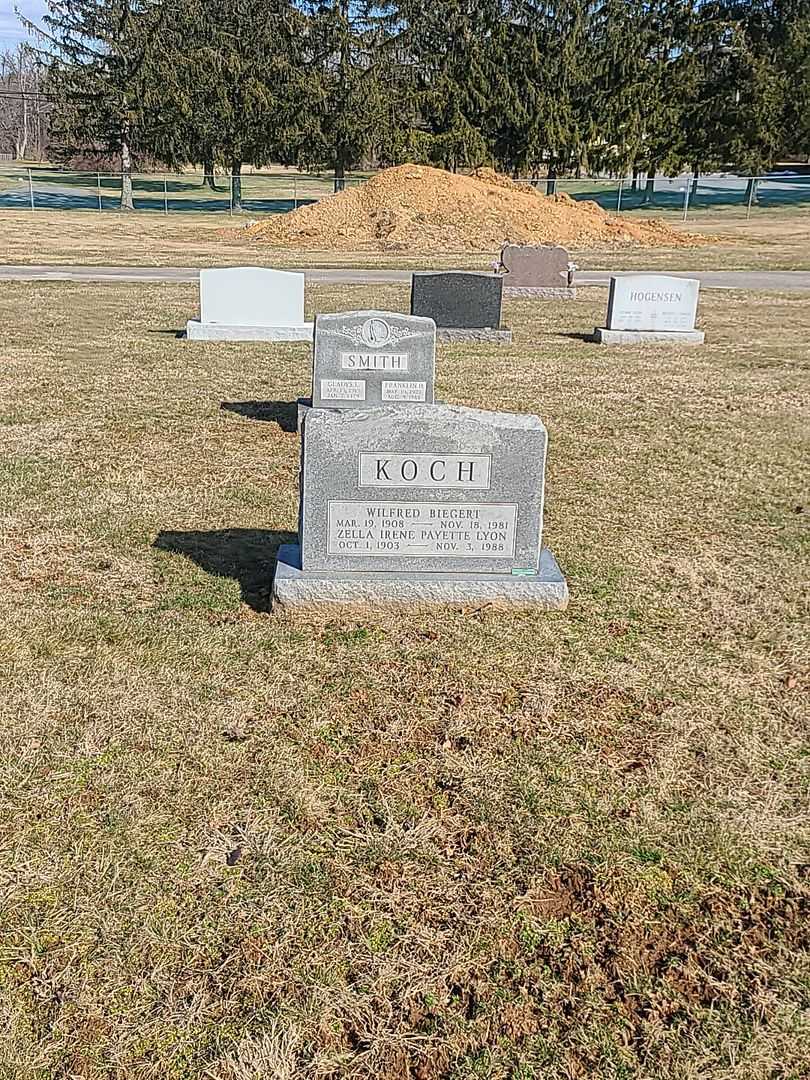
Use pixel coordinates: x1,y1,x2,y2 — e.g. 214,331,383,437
641,168,656,205
231,160,243,210
631,166,639,193
202,158,217,190
334,155,346,193
120,135,134,211
744,177,759,206
546,164,557,196
691,166,700,198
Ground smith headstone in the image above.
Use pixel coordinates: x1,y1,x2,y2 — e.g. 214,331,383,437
272,405,568,609
500,244,576,299
185,267,313,342
310,311,436,408
411,272,512,345
594,274,704,344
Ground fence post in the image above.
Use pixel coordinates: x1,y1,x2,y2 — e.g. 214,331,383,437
163,176,168,216
682,179,691,222
616,178,623,213
746,177,756,220
229,173,233,215
97,171,102,211
293,176,297,210
28,167,34,211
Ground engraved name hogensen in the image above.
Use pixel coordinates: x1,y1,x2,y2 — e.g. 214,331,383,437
300,405,548,576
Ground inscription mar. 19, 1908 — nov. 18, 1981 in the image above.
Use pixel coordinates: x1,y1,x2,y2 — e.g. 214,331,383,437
271,404,569,610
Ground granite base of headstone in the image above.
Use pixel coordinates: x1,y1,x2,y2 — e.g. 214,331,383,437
500,244,577,300
593,274,704,345
185,267,313,342
411,272,513,346
272,404,568,612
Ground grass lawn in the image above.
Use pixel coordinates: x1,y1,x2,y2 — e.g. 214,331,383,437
2,207,810,272
0,281,808,1079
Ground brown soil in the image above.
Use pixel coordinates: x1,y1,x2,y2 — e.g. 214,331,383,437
243,164,704,252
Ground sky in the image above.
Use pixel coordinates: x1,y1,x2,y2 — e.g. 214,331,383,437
0,0,48,50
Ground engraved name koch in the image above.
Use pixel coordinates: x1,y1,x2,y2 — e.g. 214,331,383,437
358,453,491,489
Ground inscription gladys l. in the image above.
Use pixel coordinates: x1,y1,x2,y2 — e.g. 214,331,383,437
341,352,409,371
327,501,517,557
358,452,491,489
320,378,366,401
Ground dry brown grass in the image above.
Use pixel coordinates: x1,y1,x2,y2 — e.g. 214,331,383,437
0,281,808,1079
2,206,810,270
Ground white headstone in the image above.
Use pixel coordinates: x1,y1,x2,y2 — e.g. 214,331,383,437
606,274,700,332
200,267,305,327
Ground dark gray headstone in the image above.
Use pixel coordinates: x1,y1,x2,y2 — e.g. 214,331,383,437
411,272,503,330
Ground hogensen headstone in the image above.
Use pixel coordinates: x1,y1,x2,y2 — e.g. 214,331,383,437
185,267,313,342
308,311,436,414
594,274,704,344
411,272,512,344
272,405,568,609
500,244,576,299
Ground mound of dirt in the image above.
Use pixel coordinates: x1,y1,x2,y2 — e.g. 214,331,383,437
243,164,701,252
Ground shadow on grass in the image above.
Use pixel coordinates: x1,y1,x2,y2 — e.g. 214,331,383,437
153,528,296,612
221,400,298,433
557,331,596,343
149,329,184,338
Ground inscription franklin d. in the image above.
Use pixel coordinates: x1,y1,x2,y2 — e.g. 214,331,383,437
359,453,491,489
327,501,517,558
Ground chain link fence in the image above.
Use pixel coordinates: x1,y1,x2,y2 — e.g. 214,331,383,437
1,166,809,219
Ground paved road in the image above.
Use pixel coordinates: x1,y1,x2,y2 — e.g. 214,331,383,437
1,264,809,290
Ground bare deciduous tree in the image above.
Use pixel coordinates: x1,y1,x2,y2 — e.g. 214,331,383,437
0,44,50,160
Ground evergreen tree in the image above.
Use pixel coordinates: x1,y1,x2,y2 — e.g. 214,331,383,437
21,0,165,209
389,1,503,172
499,0,596,185
296,1,399,189
155,0,307,209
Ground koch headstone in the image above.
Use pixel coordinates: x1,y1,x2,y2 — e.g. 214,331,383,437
272,404,568,610
297,310,436,429
500,244,576,299
185,267,313,342
594,274,704,344
411,272,512,345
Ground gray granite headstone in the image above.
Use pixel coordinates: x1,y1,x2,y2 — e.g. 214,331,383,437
299,405,546,575
273,404,568,609
311,311,436,410
411,272,504,330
